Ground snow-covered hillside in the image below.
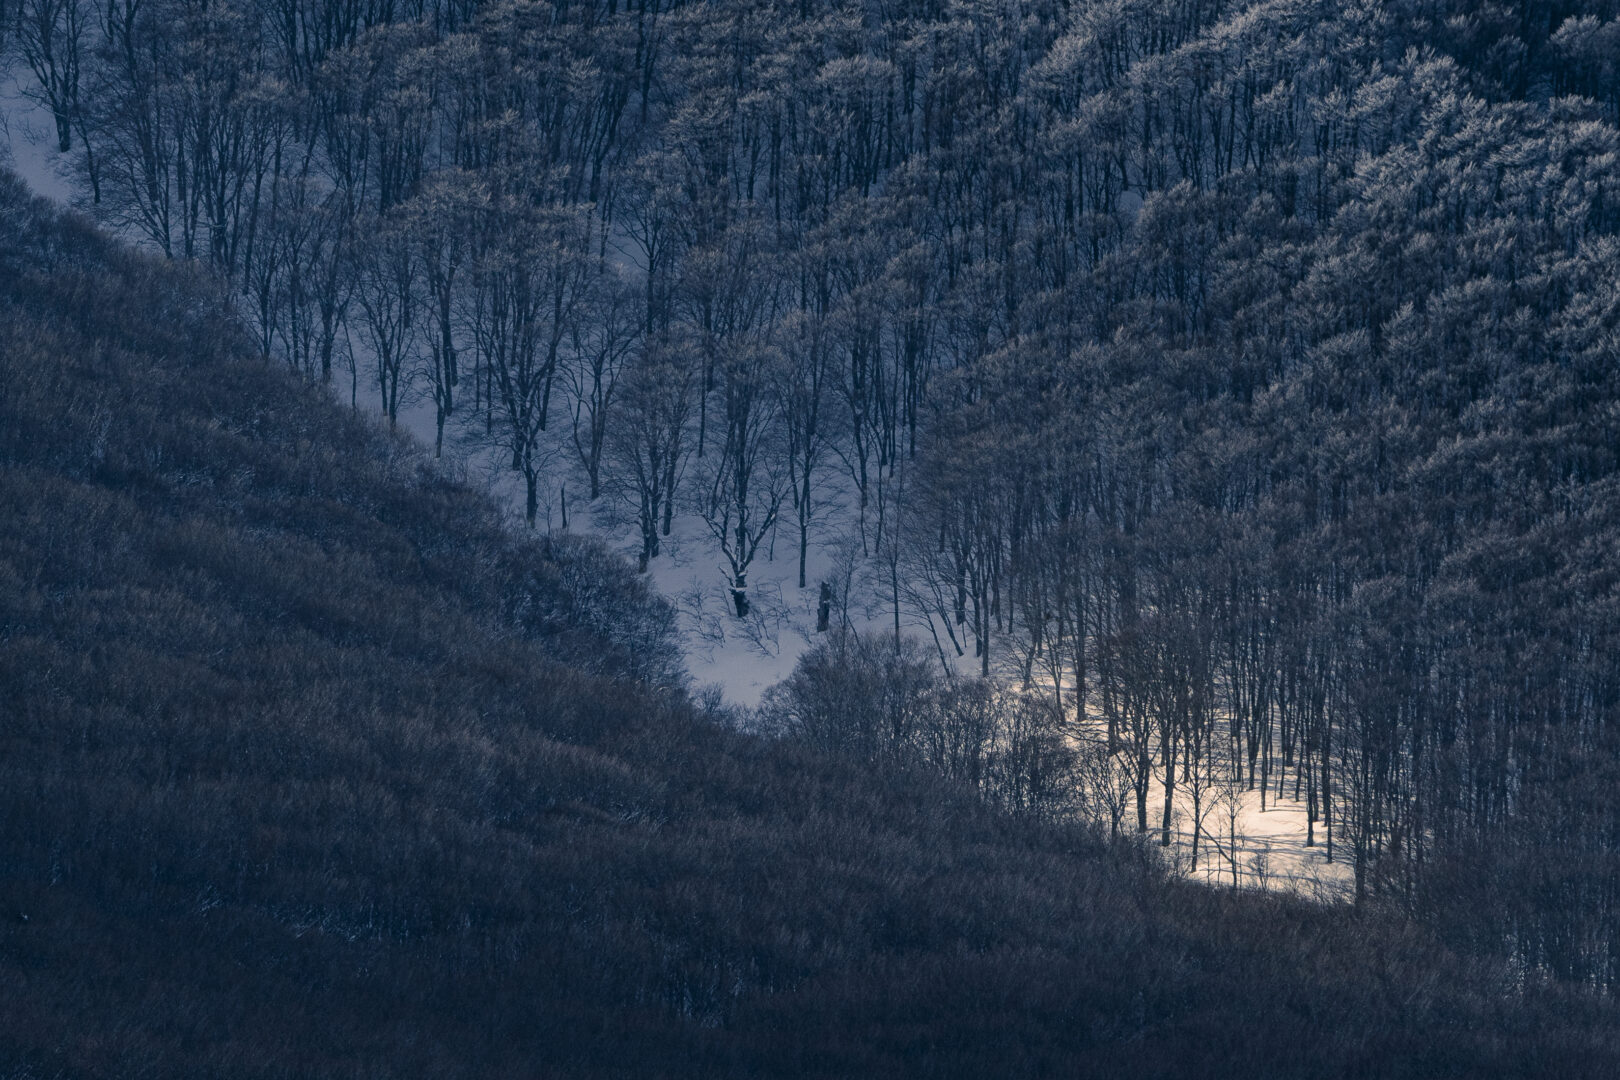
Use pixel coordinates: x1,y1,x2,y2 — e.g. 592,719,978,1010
2,90,1352,900
1,71,77,204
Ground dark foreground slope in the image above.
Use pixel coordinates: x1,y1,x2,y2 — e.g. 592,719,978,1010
1,173,1616,1079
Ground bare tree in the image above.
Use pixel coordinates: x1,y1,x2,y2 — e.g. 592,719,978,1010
401,172,475,457
15,0,88,152
564,268,640,502
604,333,696,572
1073,733,1135,842
464,184,594,526
775,308,839,590
351,209,418,428
696,332,791,618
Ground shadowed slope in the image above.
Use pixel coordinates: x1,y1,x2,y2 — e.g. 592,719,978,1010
0,170,1616,1078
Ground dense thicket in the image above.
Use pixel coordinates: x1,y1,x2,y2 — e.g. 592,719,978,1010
7,0,1620,990
8,169,1620,1076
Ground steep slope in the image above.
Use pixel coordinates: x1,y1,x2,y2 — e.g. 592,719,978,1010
1,170,1617,1078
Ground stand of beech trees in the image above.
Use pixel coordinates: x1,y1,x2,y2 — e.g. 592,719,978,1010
8,0,1620,987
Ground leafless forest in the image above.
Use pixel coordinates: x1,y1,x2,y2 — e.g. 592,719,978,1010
4,0,1620,1072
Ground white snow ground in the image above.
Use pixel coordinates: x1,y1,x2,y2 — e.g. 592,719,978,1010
1168,784,1353,900
1,71,80,206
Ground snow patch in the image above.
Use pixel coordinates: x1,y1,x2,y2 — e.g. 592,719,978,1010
1,71,80,206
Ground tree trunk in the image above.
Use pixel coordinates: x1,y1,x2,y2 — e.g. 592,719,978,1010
1161,731,1178,848
1136,752,1150,833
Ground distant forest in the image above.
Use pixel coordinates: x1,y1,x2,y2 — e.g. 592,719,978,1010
5,0,1620,993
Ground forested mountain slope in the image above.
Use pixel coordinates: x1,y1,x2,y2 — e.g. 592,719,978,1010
4,171,1620,1076
7,0,1620,972
8,0,1620,967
